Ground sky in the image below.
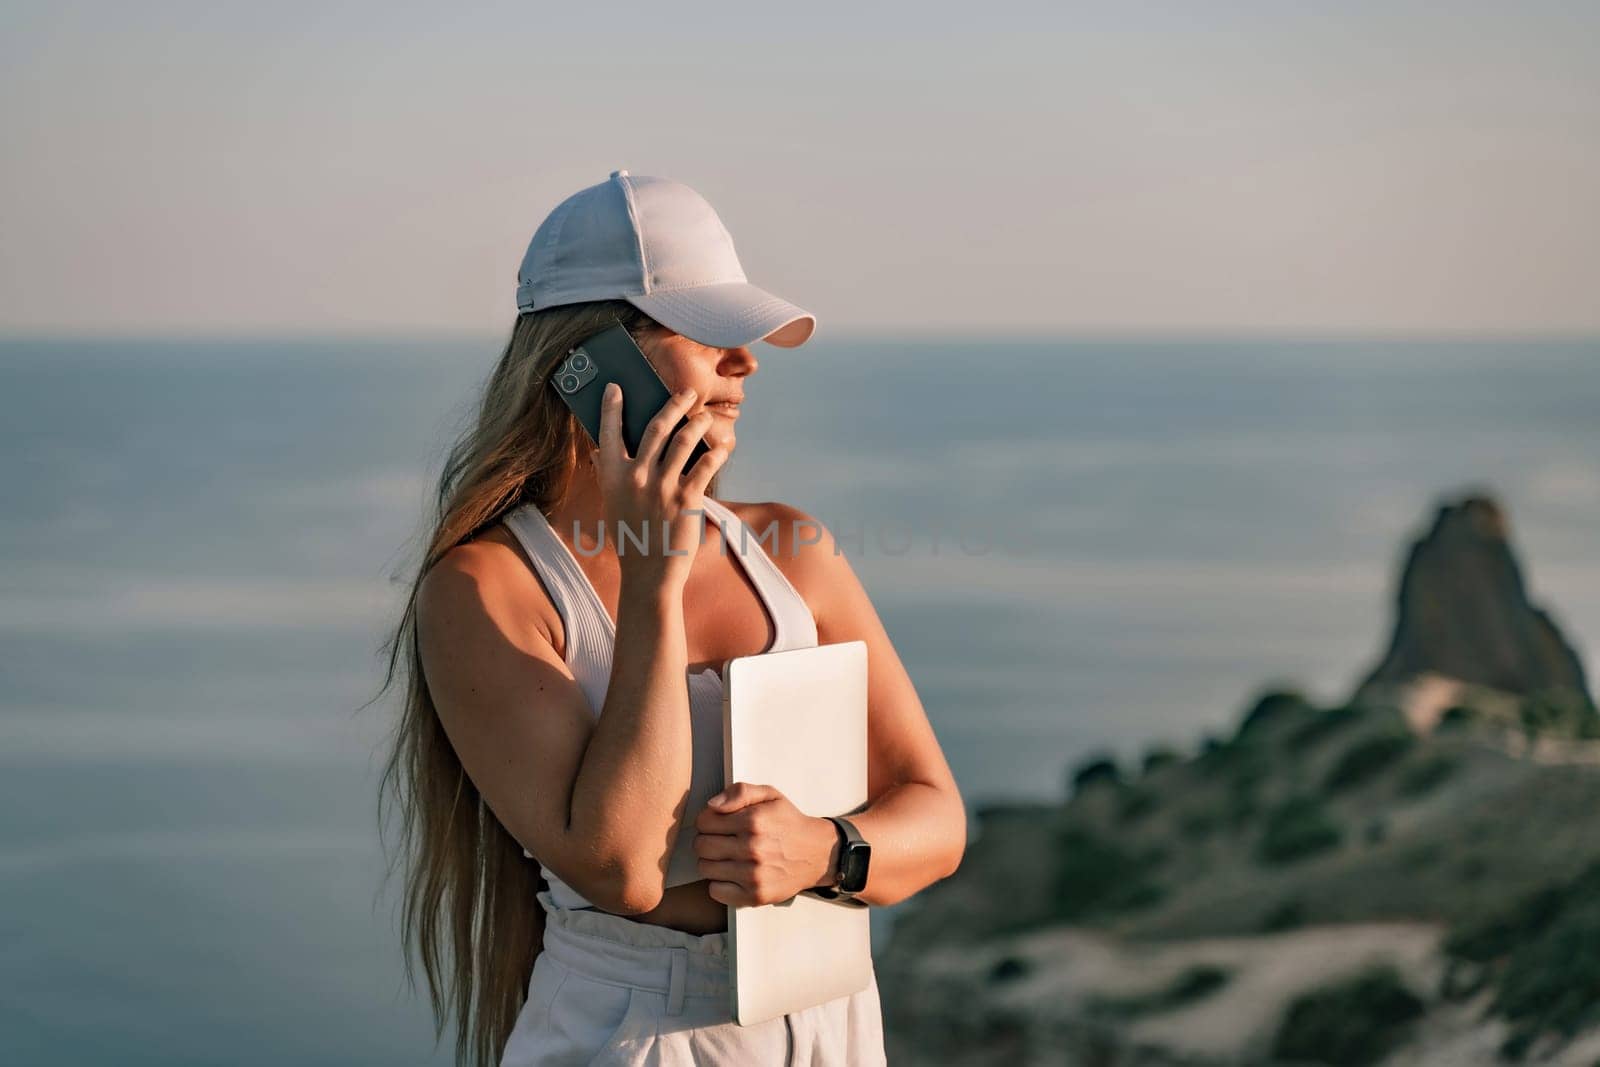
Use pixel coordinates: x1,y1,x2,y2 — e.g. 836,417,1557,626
2,1,1598,338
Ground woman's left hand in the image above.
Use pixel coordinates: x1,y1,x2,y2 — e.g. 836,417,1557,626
693,782,834,907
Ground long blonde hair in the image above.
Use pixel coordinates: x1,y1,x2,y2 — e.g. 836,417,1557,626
372,300,721,1066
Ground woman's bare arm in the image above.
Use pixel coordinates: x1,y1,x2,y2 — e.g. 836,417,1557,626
419,386,724,916
753,502,968,907
417,541,694,916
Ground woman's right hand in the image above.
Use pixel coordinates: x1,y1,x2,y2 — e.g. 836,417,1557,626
595,382,728,591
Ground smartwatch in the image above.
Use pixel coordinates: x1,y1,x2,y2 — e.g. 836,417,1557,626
812,815,870,901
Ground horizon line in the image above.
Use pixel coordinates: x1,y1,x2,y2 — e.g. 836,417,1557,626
2,326,1599,346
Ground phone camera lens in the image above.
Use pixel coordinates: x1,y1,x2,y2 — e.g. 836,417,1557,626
569,350,591,373
558,373,580,393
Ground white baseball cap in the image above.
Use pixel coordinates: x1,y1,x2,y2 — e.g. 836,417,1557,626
515,170,816,348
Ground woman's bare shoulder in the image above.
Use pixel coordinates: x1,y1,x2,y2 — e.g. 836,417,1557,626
421,522,559,649
717,497,845,592
428,522,527,585
718,496,827,544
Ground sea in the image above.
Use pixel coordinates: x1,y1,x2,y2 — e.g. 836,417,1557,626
2,334,1596,1064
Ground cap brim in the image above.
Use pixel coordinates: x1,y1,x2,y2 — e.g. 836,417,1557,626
628,282,815,349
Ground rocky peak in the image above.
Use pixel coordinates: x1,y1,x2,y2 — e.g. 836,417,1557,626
1351,491,1591,706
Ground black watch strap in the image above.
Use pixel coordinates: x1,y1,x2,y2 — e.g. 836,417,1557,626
811,815,868,901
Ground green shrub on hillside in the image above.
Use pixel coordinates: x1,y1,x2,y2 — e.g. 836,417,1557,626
1226,782,1262,827
1084,964,1231,1019
1436,705,1480,732
1519,688,1600,741
1286,705,1364,753
1445,862,1600,1059
1446,883,1570,964
1260,896,1308,932
1050,825,1167,922
988,955,1030,983
1178,807,1221,839
1230,747,1272,791
1257,795,1343,865
1195,734,1274,818
1141,744,1182,774
1401,840,1444,871
1397,753,1458,798
1069,752,1123,795
1271,965,1425,1066
1323,731,1416,792
1115,784,1159,823
1196,735,1255,774
1236,688,1317,739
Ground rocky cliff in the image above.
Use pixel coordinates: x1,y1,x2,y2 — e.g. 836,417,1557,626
1351,492,1590,709
879,491,1600,1067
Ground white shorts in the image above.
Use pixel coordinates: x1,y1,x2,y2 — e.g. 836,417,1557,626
499,889,888,1066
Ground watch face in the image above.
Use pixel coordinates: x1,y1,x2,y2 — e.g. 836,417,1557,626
841,841,871,893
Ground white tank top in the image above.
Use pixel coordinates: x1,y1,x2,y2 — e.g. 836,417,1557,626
500,496,819,910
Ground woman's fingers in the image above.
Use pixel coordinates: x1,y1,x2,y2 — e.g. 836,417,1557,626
697,857,757,884
660,410,716,481
590,383,723,586
597,380,625,461
706,881,751,907
693,828,746,860
694,827,742,882
682,443,728,498
634,388,700,470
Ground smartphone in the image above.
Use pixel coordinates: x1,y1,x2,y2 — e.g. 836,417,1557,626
549,323,712,477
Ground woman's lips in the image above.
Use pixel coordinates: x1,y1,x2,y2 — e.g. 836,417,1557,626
706,402,741,419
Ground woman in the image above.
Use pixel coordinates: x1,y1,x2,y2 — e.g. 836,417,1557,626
376,171,967,1066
